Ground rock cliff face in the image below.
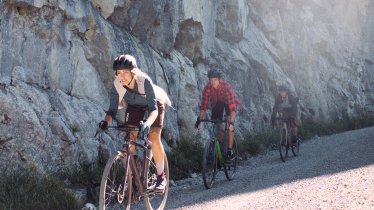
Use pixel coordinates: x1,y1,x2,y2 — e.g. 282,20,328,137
0,0,373,173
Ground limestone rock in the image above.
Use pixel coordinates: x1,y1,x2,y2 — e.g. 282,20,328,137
0,0,373,177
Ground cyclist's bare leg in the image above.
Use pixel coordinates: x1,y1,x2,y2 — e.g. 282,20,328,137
149,127,165,175
225,115,234,149
292,125,298,137
290,119,299,144
224,115,235,164
128,130,138,155
227,128,234,148
290,117,298,136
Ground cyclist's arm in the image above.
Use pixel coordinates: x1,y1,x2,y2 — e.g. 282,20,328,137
271,96,280,119
144,79,158,126
229,110,236,124
200,84,210,113
104,85,119,124
103,115,113,125
198,110,206,120
225,82,237,123
290,95,299,117
198,85,211,120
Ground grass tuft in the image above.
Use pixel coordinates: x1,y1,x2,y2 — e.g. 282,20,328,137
237,130,278,160
300,116,374,140
167,136,204,180
0,167,79,210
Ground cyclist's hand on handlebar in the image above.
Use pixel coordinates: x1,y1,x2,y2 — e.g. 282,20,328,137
194,117,201,129
140,121,151,137
98,120,108,130
226,121,234,131
95,121,107,143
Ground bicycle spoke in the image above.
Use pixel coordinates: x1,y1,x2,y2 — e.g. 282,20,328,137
144,153,169,210
203,140,217,189
98,126,169,210
224,139,237,180
279,128,288,162
99,152,132,210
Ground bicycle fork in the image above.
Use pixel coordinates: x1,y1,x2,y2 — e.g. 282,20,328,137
215,140,224,163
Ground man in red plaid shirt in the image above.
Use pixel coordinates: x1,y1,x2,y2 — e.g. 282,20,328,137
195,69,240,165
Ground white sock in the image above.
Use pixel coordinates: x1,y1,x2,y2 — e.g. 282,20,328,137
156,161,164,176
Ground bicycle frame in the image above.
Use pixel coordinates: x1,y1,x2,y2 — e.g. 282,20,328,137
274,117,292,145
201,118,238,189
98,124,170,210
97,126,152,197
201,120,228,164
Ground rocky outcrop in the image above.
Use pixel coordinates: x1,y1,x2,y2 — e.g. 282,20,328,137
174,19,204,64
0,0,373,176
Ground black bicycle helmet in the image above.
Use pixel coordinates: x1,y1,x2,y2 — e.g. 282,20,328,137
207,69,222,78
278,84,289,92
113,54,138,70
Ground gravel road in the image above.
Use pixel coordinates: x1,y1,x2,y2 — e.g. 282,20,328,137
166,126,374,210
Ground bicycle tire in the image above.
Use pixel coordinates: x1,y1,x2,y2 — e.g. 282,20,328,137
202,140,217,189
144,153,169,210
292,139,300,156
279,128,288,162
224,138,238,180
99,151,132,210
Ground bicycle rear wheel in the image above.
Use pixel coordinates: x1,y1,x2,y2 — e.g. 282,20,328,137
202,140,217,189
279,128,288,162
224,138,237,180
99,151,132,210
143,153,169,210
292,139,300,156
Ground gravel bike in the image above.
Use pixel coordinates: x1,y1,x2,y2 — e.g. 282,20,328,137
200,119,238,189
96,125,169,210
275,117,300,162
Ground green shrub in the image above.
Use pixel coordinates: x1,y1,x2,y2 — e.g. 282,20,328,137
70,124,80,133
300,116,374,139
167,137,204,180
346,116,374,130
237,130,278,159
66,164,104,205
68,164,103,187
0,167,78,210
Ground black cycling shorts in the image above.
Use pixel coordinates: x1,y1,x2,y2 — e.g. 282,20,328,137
211,101,230,120
124,101,165,128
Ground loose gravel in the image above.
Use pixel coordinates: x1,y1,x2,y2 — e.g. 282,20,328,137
167,126,374,210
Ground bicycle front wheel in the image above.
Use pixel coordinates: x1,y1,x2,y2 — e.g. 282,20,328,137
224,138,238,180
99,151,132,210
279,128,288,162
202,140,217,189
144,153,169,210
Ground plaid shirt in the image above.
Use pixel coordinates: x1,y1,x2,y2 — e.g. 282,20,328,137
200,80,240,112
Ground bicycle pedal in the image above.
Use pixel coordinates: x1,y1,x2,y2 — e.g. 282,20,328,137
153,189,165,194
146,188,155,194
147,184,156,191
147,187,165,195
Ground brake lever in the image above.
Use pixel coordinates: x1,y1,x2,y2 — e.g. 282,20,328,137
94,128,106,144
94,127,102,137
